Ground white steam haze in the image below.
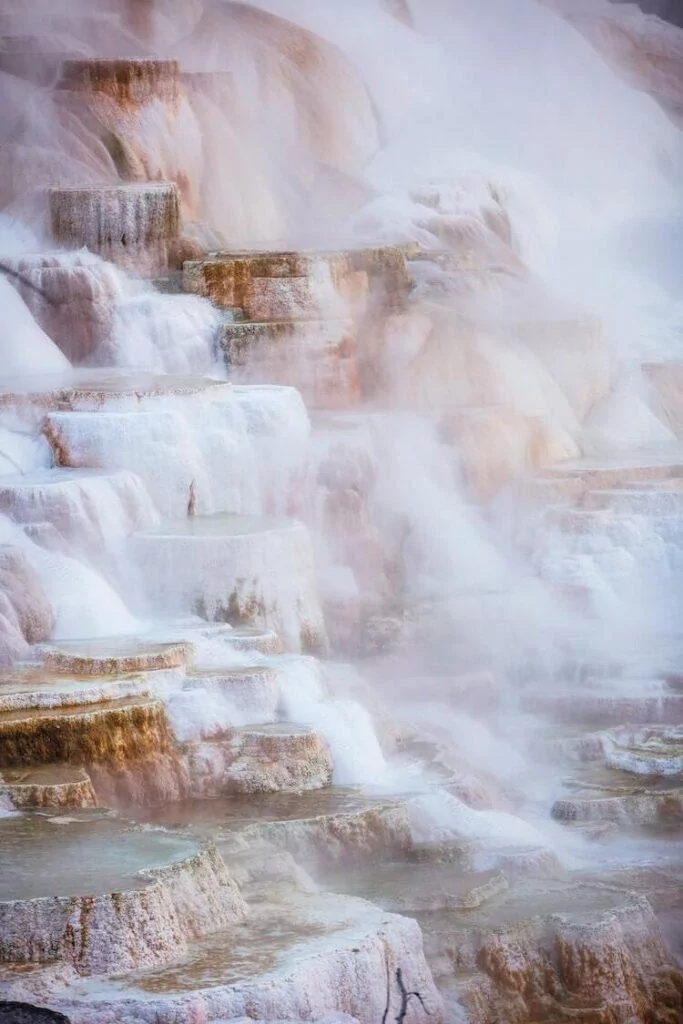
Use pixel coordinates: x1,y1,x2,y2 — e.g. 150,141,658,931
0,0,682,903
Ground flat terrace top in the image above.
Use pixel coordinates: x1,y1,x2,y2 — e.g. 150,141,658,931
204,244,408,261
0,371,230,408
39,637,193,676
41,637,190,661
0,671,148,712
0,468,134,489
0,814,198,900
137,513,296,538
187,665,276,680
545,447,683,476
129,787,401,830
49,182,178,194
0,694,163,727
0,764,91,787
412,876,636,933
559,762,683,796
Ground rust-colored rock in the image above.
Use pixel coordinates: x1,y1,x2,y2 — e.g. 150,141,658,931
0,765,97,811
0,697,186,806
59,59,180,107
222,319,361,410
426,884,683,1024
0,697,171,770
183,250,369,320
49,183,180,277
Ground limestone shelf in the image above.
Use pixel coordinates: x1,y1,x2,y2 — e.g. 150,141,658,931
131,514,327,653
9,886,441,1024
0,815,244,975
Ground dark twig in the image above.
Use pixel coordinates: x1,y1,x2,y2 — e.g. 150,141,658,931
187,479,197,517
381,956,392,1024
384,966,432,1024
396,967,431,1024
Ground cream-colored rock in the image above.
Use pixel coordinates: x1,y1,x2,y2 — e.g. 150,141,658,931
37,375,308,521
0,821,245,975
0,667,157,713
0,764,97,810
0,469,159,564
221,793,414,868
15,890,443,1024
132,515,327,653
2,252,120,363
186,724,333,795
0,546,54,664
182,665,281,722
222,320,360,411
39,637,192,677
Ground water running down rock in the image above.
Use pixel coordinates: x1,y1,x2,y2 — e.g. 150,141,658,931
0,1,682,1022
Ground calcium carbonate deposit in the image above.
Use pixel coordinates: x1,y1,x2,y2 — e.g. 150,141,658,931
0,2,682,1023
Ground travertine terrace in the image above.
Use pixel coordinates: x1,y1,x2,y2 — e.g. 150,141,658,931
0,2,682,1024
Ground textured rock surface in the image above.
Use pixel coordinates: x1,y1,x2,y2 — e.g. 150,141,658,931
0,765,97,811
37,375,308,521
0,695,187,806
56,58,203,220
421,882,683,1024
49,184,180,277
0,547,54,666
183,251,369,321
0,470,158,565
0,697,172,769
39,638,191,677
1,254,120,364
223,798,414,868
0,828,245,975
132,515,328,653
222,319,360,411
186,724,333,795
0,669,156,713
183,664,281,721
11,891,443,1024
131,789,414,868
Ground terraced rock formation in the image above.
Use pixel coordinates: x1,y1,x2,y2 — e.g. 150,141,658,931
1,9,683,1024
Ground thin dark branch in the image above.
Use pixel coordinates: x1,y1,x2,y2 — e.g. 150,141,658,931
406,991,430,1016
394,967,431,1024
381,956,392,1024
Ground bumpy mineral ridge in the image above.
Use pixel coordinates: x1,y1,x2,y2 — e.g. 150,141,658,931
0,2,682,1024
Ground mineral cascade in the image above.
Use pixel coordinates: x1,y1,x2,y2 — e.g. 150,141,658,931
0,1,682,1023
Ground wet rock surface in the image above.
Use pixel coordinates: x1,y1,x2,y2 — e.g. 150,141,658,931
1,4,683,1022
